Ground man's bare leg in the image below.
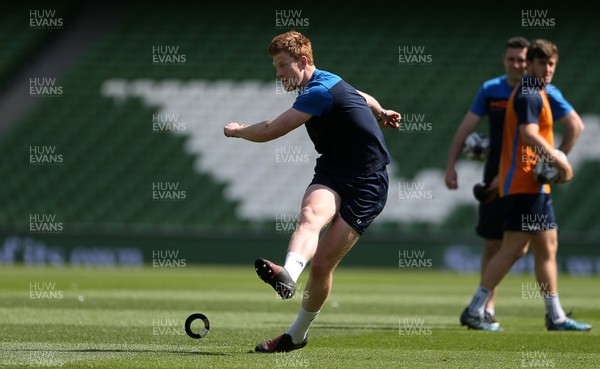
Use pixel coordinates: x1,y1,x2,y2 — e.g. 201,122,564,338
286,215,360,343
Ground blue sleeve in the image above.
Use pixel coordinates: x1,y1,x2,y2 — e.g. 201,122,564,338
292,84,332,117
468,86,486,117
545,85,574,121
514,92,543,125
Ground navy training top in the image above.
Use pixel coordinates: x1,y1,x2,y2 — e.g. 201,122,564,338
292,69,392,176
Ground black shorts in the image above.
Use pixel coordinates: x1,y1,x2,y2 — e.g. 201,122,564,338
309,168,388,235
476,195,504,240
503,193,557,234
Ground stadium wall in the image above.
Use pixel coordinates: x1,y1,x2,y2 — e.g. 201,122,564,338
2,231,599,276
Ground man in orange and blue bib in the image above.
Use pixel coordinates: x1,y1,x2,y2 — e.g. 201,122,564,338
460,39,591,332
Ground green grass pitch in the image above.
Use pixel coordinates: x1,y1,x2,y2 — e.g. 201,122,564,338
1,265,599,368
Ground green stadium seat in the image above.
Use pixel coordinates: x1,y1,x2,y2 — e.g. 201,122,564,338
0,3,599,237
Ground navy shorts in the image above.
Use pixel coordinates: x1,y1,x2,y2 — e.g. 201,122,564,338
476,195,504,240
503,193,557,234
309,168,388,235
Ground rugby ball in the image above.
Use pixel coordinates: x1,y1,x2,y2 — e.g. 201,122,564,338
473,182,488,202
533,149,567,184
463,132,490,161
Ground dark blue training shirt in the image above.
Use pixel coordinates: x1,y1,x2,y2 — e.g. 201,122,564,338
469,75,573,185
292,69,392,176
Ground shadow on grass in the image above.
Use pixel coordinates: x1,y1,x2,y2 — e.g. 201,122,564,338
2,347,228,356
313,322,464,331
313,323,398,331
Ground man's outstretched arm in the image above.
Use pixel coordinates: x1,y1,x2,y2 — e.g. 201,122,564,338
224,108,312,142
357,90,400,129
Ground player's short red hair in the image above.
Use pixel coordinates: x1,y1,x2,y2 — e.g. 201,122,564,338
268,31,314,65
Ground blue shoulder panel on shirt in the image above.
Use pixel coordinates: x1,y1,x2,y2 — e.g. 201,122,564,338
469,75,512,116
514,89,543,125
545,83,573,120
292,70,340,117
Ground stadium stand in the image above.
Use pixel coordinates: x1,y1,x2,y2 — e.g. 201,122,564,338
0,1,75,87
0,1,599,241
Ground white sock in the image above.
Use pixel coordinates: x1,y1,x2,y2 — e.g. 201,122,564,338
284,252,306,283
544,292,567,323
467,286,491,317
485,307,495,317
287,307,319,344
